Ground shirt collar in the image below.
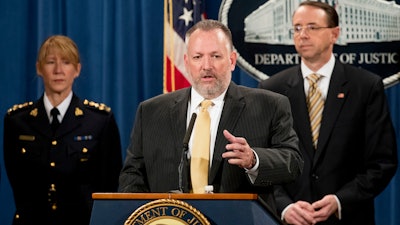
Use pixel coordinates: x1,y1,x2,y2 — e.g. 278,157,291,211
44,92,73,120
301,54,335,80
190,88,226,111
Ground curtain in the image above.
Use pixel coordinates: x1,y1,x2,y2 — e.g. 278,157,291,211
0,0,398,224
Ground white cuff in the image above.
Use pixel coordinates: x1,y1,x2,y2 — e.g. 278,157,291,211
281,203,294,221
333,195,342,220
245,149,259,183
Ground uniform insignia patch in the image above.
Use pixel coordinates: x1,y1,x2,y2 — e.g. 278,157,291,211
7,102,33,115
19,135,35,141
74,135,93,141
83,99,111,113
75,107,84,116
30,108,38,117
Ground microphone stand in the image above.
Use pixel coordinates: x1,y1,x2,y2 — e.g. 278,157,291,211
178,143,189,193
178,113,197,193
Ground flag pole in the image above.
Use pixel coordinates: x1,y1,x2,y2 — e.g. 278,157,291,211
163,0,175,93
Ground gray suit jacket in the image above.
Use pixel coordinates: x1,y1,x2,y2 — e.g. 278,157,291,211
259,61,398,225
119,82,303,214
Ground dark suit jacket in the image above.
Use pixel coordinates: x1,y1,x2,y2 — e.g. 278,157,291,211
259,61,398,225
119,82,303,216
4,94,122,225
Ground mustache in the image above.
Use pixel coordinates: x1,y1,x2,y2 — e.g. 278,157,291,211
201,71,216,78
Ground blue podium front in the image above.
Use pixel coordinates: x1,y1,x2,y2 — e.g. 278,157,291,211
90,193,282,225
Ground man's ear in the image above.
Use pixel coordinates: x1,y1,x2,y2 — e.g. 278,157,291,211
230,51,237,71
331,26,340,44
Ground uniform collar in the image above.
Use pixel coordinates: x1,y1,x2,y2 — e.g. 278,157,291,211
44,91,73,121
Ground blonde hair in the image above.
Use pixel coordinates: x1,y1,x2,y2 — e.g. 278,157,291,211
37,35,80,69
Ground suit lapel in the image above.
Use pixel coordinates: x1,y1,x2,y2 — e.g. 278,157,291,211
170,88,192,192
313,61,349,165
29,98,53,137
170,88,191,153
209,83,245,183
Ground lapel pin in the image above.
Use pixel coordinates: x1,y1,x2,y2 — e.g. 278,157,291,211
337,93,345,99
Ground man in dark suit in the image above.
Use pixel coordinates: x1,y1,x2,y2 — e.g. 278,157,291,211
118,19,303,214
4,35,122,225
258,2,398,225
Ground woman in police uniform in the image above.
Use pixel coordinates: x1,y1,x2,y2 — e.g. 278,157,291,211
4,35,122,225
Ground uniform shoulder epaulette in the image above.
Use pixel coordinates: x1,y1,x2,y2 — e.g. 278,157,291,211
7,102,34,115
83,99,111,113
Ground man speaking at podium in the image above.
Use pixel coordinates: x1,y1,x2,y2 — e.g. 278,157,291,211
118,20,303,213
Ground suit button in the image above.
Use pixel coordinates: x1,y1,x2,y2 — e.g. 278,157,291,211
52,140,57,145
312,174,319,180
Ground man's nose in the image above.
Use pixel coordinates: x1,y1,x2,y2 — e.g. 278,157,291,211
298,28,310,37
202,57,212,69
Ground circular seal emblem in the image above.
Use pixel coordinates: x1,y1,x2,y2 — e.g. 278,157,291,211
219,0,400,87
124,199,210,225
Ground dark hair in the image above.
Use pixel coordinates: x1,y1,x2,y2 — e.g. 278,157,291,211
297,1,339,27
185,19,233,50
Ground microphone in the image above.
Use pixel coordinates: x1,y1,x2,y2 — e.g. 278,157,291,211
183,113,197,151
178,113,197,193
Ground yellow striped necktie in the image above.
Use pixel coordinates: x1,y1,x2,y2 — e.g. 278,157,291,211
307,74,324,149
191,100,212,193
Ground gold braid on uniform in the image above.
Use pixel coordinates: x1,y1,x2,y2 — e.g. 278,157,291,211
7,102,34,115
83,99,111,113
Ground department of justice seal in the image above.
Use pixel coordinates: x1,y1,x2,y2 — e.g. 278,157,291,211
124,199,210,225
219,0,400,86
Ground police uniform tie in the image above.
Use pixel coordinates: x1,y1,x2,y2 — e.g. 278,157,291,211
191,100,212,193
307,74,324,149
51,107,60,133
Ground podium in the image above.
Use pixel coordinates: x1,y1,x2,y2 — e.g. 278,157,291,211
90,193,283,225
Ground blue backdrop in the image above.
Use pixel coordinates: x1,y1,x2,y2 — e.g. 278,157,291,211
0,1,398,224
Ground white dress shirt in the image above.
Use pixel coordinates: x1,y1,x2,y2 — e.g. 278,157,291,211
187,88,225,167
44,91,73,123
301,53,335,99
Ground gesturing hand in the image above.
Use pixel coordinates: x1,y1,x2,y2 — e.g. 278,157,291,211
222,130,255,169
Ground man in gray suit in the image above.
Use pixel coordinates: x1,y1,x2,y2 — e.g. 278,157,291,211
119,19,303,214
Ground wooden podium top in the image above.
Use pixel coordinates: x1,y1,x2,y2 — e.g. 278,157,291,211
92,192,258,200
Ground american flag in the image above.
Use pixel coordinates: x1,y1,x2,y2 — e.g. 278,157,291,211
163,0,205,93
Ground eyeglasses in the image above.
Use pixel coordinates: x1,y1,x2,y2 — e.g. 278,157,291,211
290,24,332,35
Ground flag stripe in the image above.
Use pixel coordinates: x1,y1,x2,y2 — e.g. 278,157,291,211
163,0,204,93
165,57,191,91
